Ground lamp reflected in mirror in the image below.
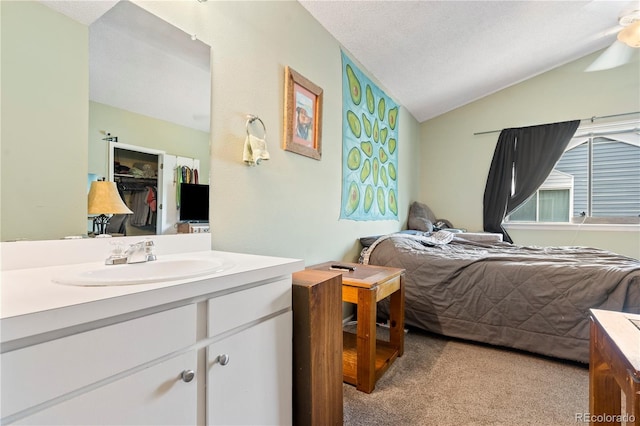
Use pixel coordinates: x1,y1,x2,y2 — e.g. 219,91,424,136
88,179,133,236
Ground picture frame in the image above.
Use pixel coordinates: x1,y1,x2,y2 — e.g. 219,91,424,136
283,66,323,160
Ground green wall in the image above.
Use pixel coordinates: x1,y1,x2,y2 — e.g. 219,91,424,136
1,1,88,241
1,1,421,264
3,0,636,260
88,102,210,183
141,1,421,264
420,51,640,259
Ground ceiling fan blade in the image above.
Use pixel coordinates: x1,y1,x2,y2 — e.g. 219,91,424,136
585,40,636,72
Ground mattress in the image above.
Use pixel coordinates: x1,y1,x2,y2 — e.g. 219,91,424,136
367,233,640,363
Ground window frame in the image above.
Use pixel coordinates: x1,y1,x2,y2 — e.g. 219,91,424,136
507,187,573,223
502,118,640,230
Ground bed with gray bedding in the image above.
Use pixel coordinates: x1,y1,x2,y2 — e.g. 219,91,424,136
363,232,640,363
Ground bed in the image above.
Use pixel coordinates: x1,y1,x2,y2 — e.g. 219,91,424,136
361,205,640,364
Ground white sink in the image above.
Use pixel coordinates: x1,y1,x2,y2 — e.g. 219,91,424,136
53,258,234,286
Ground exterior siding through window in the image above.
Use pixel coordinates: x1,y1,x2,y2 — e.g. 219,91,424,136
555,138,640,218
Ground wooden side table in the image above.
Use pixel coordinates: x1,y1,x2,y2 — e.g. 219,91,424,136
291,269,343,426
308,262,405,393
589,309,640,426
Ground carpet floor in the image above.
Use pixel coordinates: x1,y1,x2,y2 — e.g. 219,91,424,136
343,327,589,426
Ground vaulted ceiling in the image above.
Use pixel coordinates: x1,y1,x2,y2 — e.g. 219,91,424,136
41,0,640,125
300,0,640,122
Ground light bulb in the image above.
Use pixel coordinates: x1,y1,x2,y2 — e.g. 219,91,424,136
618,20,640,48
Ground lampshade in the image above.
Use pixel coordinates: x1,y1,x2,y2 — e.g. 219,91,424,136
88,181,133,215
618,20,640,48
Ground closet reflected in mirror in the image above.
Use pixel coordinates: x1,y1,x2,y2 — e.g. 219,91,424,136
89,0,210,237
107,141,202,237
0,0,211,241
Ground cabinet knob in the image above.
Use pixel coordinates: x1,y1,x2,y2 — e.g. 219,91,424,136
217,354,230,366
181,369,195,383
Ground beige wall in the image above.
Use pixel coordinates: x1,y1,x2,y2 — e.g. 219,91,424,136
420,51,640,259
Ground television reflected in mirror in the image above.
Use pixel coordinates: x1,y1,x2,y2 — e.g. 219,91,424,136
179,183,210,223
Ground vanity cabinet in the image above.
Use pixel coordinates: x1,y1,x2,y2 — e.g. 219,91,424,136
207,313,291,425
206,278,293,425
1,272,295,425
1,304,197,423
15,351,197,426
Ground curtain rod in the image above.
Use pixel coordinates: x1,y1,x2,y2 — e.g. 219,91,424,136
473,111,640,136
573,127,640,139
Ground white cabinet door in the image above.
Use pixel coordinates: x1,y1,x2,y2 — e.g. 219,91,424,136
16,351,197,426
2,305,196,420
206,312,292,426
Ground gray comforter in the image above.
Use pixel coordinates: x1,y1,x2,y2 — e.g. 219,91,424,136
368,234,640,363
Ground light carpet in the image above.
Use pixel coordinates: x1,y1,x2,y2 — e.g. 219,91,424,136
343,327,589,426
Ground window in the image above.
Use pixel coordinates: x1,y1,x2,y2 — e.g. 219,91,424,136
507,120,640,225
509,171,573,223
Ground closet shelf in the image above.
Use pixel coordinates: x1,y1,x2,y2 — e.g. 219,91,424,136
114,174,157,182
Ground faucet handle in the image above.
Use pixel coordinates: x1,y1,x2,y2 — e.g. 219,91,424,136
126,239,151,251
110,241,125,255
105,241,128,265
144,239,156,261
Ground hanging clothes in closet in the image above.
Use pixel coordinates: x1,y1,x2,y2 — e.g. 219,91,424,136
129,186,157,227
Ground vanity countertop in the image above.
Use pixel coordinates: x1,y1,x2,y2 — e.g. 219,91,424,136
1,237,303,345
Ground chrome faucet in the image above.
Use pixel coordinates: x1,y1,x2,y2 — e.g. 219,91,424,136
105,239,157,265
125,239,157,263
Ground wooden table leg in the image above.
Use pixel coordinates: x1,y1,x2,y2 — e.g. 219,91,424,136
627,380,640,426
356,287,377,393
589,319,622,425
388,275,404,357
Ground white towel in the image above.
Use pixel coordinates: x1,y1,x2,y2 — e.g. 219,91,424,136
243,134,270,166
243,136,254,165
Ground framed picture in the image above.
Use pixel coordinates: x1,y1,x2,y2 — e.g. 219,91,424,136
283,66,323,160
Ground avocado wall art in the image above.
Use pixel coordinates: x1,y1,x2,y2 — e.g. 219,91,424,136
340,51,399,221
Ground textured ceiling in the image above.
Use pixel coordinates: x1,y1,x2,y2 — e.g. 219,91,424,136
89,1,211,132
40,0,118,25
41,0,640,127
299,0,640,122
41,0,211,132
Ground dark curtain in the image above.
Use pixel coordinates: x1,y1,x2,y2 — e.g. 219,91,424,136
483,120,580,243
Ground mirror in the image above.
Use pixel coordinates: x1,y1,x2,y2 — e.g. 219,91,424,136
0,0,211,241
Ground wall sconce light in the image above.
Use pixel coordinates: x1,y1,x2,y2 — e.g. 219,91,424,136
618,19,640,48
88,179,132,235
